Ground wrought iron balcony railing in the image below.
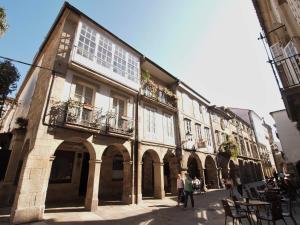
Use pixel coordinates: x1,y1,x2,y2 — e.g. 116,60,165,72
49,100,134,136
272,54,300,89
141,84,177,108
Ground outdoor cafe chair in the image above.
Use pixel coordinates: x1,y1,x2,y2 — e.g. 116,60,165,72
256,196,287,225
249,187,260,200
281,198,298,225
222,199,251,225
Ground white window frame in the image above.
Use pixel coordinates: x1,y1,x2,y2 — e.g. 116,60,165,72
164,113,174,138
110,95,127,129
70,81,95,124
76,22,140,84
77,24,96,61
204,127,212,146
184,119,192,141
195,123,202,141
144,106,156,138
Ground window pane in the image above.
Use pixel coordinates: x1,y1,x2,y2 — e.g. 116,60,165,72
97,34,113,68
77,24,96,61
74,84,83,102
127,54,138,83
50,151,75,183
113,46,127,76
84,87,93,104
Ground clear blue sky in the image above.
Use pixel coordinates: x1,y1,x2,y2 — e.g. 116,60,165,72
0,0,284,124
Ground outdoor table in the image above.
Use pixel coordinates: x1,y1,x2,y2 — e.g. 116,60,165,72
235,200,270,225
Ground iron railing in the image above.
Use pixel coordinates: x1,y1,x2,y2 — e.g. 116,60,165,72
272,54,300,89
141,84,177,108
49,100,134,136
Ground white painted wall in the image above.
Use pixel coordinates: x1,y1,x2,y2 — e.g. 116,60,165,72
271,110,300,163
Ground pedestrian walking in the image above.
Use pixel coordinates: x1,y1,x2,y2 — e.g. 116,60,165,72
176,174,184,206
184,173,194,208
236,176,243,197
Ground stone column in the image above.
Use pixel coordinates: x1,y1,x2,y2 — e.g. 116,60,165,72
201,169,208,192
3,131,26,183
10,154,55,224
84,159,101,211
122,161,133,204
153,162,165,199
136,161,143,203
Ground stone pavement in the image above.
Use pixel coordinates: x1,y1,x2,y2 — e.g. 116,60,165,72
0,189,299,225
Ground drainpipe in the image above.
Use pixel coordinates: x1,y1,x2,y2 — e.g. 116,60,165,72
134,93,139,204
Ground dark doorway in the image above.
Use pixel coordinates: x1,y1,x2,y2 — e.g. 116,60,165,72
0,149,11,181
142,152,154,197
188,157,200,179
79,152,90,196
163,160,170,193
0,133,12,181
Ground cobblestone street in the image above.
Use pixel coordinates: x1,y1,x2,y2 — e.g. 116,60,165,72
1,189,299,225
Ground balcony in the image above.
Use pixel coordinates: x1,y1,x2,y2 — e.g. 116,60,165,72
274,54,300,89
272,54,300,122
140,75,177,110
49,100,134,137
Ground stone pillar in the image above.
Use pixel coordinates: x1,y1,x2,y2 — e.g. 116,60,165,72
201,169,208,192
170,161,178,195
10,154,55,224
85,159,101,212
122,161,133,204
136,161,143,203
3,131,26,183
218,168,224,189
153,162,165,199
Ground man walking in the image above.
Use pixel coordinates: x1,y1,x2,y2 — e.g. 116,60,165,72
184,173,194,208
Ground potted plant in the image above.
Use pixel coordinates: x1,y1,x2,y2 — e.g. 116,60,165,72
15,117,28,130
83,102,93,110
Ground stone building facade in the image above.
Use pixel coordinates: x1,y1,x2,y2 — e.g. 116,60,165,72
253,0,300,126
0,2,271,224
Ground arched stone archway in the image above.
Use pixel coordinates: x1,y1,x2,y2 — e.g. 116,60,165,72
141,149,164,199
187,154,203,180
10,137,103,224
163,151,178,195
45,141,93,206
99,144,131,204
204,156,219,189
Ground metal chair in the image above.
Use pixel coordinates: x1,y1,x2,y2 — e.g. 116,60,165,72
281,198,298,225
256,196,287,225
222,199,251,225
249,187,260,200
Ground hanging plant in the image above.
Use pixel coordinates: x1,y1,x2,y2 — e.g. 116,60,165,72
218,137,239,160
141,70,151,84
